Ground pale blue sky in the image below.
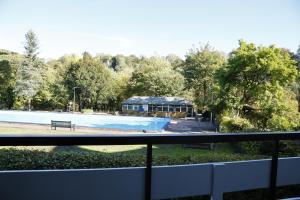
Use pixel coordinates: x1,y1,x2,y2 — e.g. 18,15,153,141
0,0,299,59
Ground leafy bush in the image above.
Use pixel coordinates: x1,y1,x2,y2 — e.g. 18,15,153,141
81,109,93,114
220,116,254,132
12,97,26,110
233,141,300,156
267,113,300,131
0,148,263,170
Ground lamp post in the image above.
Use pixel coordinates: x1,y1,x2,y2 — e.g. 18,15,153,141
73,87,78,112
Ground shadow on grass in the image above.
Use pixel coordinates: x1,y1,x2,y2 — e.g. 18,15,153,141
49,143,236,157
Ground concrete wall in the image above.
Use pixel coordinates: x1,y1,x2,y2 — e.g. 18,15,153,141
0,157,299,200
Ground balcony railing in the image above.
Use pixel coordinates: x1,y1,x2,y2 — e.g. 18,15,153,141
0,132,300,200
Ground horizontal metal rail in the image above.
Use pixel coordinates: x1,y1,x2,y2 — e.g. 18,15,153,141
0,132,299,146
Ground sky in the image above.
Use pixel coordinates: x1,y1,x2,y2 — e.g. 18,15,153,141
0,0,300,59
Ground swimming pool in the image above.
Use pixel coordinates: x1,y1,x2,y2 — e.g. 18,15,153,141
0,110,170,131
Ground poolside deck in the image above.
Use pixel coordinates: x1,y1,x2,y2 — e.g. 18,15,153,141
165,118,215,134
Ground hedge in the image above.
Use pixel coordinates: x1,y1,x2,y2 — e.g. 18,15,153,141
0,148,263,170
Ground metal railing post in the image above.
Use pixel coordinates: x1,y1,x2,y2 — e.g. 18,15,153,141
146,143,153,200
269,140,279,200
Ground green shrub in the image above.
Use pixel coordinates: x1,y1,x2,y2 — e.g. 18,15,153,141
0,148,263,170
266,114,298,131
12,97,26,110
81,109,93,114
234,141,300,156
220,116,254,132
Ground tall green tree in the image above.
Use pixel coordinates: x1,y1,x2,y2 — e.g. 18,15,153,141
66,52,114,110
216,40,299,131
294,45,300,111
31,54,80,110
0,50,22,109
128,57,184,96
112,67,134,110
183,44,225,111
15,30,44,110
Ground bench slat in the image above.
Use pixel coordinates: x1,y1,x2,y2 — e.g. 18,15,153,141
51,120,75,131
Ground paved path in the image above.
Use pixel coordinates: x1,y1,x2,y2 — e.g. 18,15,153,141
165,118,216,134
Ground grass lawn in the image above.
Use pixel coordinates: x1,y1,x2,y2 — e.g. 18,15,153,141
0,125,113,134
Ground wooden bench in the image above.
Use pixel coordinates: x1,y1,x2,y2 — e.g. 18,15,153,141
51,120,75,131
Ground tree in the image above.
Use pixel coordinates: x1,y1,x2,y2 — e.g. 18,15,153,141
111,67,134,110
166,54,183,72
128,57,185,96
15,30,44,110
66,52,114,110
0,49,22,109
216,40,299,131
290,46,300,111
183,44,225,111
110,55,128,71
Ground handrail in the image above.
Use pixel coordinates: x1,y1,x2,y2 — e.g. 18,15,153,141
0,132,300,200
0,132,299,146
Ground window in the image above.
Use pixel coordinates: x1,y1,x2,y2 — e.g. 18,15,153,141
122,105,128,111
157,105,163,112
163,106,168,112
133,105,139,111
181,106,187,112
128,105,133,110
169,106,174,112
175,106,181,112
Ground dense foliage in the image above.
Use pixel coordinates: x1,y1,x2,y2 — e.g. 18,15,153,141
128,57,185,96
0,49,22,109
65,52,115,110
1,31,300,132
183,44,225,110
0,147,262,170
216,40,300,132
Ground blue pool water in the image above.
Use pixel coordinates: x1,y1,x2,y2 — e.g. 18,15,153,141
0,111,170,131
